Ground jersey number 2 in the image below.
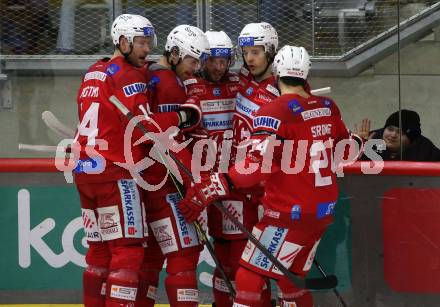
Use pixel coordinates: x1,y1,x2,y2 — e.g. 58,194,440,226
310,141,332,187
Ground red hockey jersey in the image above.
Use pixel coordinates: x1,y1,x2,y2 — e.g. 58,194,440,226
74,57,179,183
229,93,350,230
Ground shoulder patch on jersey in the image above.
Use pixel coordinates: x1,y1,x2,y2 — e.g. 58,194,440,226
253,116,281,131
246,87,254,96
265,84,280,97
301,107,331,121
323,98,332,107
288,99,304,114
240,67,250,76
184,78,198,86
84,71,107,82
106,63,120,76
123,82,147,97
147,75,160,90
229,75,239,82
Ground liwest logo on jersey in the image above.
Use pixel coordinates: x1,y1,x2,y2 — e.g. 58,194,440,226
203,113,233,131
201,99,235,113
106,64,120,76
316,201,336,219
123,82,147,97
158,103,180,113
253,116,281,131
118,179,143,238
239,36,254,47
249,226,287,271
167,193,199,248
236,94,260,119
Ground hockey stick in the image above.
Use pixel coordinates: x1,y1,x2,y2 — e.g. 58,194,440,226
18,143,59,152
314,260,348,307
108,95,236,297
108,95,337,291
42,111,75,138
310,87,331,96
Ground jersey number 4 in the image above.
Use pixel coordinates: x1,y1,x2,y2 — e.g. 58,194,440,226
76,102,99,146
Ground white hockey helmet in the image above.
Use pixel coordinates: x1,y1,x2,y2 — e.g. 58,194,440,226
165,25,210,62
111,14,157,46
273,45,311,80
238,22,278,54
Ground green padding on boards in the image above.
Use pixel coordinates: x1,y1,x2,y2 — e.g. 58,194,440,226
0,187,84,290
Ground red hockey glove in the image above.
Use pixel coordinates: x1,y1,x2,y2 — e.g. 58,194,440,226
177,97,202,133
178,172,231,223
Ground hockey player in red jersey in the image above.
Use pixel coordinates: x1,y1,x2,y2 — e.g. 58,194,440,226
139,25,210,307
233,22,281,147
74,14,201,307
178,45,359,307
184,30,246,307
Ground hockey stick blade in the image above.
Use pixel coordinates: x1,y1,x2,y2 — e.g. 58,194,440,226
305,274,338,290
42,111,75,138
108,95,336,291
310,87,331,96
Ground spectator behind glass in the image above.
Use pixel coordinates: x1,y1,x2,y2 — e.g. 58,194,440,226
355,109,440,161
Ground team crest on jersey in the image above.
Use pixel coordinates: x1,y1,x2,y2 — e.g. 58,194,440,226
213,87,221,96
288,99,303,114
253,116,281,131
246,87,254,96
106,64,120,76
123,82,147,97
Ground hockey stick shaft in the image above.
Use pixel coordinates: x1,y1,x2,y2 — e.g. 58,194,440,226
310,87,331,96
314,260,348,307
108,95,236,297
18,143,59,152
109,95,337,290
